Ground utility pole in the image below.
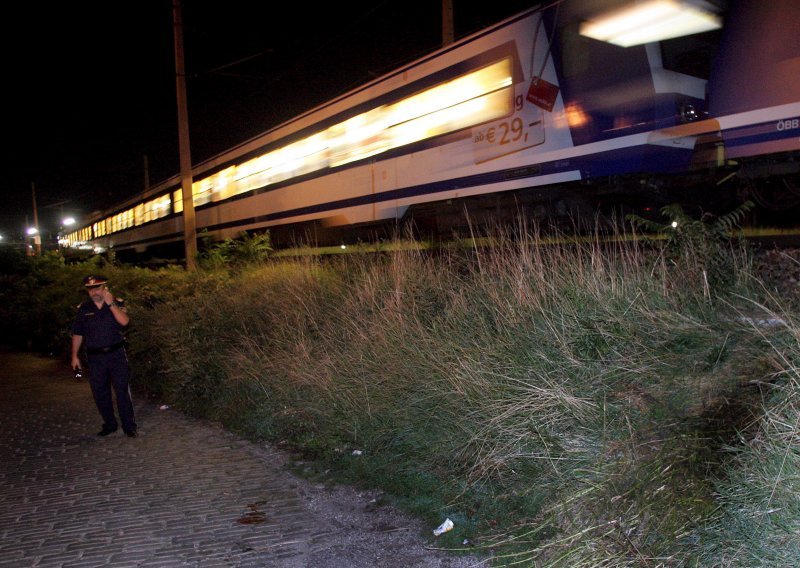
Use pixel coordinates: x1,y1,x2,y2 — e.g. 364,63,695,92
173,0,198,270
143,154,151,192
31,182,41,255
442,0,454,45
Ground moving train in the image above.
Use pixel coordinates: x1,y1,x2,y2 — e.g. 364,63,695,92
64,0,800,257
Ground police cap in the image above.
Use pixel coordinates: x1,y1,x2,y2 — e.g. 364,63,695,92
83,275,109,288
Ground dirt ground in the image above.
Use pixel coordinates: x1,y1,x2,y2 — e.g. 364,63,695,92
249,443,491,568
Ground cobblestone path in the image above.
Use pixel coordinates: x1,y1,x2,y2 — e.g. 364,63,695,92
0,350,484,568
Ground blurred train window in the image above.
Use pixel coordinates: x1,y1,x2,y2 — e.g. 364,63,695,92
660,30,721,79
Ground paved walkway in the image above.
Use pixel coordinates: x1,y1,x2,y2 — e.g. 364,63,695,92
0,350,484,568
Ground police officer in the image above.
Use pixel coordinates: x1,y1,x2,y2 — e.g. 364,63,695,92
71,275,137,438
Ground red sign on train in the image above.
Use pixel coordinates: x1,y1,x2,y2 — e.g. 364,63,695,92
526,76,559,112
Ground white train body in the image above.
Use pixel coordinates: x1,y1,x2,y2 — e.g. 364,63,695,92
65,0,800,254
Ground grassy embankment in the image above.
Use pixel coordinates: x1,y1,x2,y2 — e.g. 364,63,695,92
1,225,797,566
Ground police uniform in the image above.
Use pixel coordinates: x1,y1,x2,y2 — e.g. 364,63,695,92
71,275,137,437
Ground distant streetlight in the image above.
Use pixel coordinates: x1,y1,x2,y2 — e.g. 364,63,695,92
25,226,41,256
62,217,76,226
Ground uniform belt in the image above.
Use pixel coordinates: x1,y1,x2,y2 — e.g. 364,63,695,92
86,342,125,355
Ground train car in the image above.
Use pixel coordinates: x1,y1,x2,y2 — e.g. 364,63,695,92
64,0,800,257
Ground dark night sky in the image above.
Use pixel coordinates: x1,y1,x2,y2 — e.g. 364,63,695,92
2,1,534,241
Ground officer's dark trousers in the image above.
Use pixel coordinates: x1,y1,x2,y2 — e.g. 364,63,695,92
87,349,136,433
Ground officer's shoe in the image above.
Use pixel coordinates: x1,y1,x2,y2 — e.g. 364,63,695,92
97,426,118,436
125,430,137,438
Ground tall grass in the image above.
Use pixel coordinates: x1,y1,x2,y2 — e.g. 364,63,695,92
19,221,793,565
687,299,800,567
